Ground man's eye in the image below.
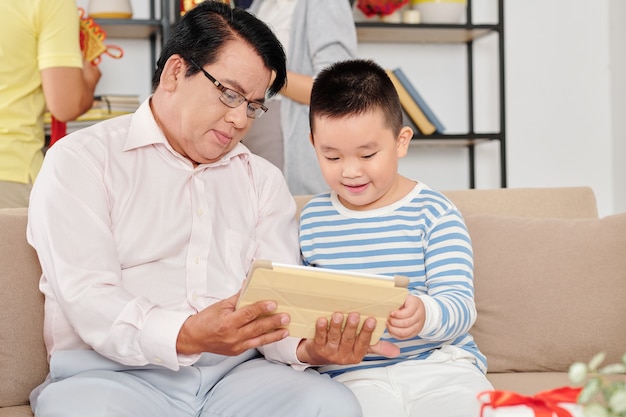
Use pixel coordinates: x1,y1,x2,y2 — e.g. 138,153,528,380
222,89,240,102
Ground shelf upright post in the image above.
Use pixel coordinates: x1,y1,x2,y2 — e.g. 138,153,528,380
466,0,476,188
497,0,507,187
161,0,176,43
147,0,158,79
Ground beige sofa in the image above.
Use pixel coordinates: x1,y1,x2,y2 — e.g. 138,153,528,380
2,187,625,416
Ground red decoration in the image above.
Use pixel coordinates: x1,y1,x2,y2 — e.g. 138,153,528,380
357,0,409,17
478,387,583,417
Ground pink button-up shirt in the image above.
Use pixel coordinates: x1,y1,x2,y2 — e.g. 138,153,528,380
27,98,302,371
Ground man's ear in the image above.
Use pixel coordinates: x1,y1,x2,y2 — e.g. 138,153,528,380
159,55,186,91
396,126,412,158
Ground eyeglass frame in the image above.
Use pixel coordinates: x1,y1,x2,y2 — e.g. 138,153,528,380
186,58,268,119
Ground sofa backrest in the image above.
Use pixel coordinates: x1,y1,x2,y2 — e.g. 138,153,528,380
442,187,598,218
465,210,626,374
295,186,599,220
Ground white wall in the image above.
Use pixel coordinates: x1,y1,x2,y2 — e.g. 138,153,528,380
609,0,626,214
503,0,620,217
84,0,624,216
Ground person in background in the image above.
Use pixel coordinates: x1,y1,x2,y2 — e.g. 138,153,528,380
243,0,358,195
27,3,374,416
300,59,494,417
0,0,101,208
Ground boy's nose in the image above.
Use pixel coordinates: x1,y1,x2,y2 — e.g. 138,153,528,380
341,160,362,178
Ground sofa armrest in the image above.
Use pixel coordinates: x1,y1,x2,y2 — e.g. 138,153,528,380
0,208,48,409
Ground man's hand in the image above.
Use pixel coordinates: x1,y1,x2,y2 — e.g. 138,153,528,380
296,312,400,365
176,293,290,356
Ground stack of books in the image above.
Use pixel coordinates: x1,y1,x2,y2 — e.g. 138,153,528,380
45,94,140,136
91,94,140,114
386,68,445,136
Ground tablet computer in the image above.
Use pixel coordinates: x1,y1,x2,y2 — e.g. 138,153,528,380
237,260,409,342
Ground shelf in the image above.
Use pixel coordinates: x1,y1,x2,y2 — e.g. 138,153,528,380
355,22,498,44
411,133,501,147
95,18,162,39
356,0,507,187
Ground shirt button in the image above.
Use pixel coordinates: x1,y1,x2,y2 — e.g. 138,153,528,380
197,208,203,216
194,256,200,264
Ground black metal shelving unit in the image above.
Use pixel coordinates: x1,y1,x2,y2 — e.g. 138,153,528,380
356,0,506,188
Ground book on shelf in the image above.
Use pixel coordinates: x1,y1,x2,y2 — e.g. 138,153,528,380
237,260,409,342
386,69,436,136
392,68,445,134
401,107,420,136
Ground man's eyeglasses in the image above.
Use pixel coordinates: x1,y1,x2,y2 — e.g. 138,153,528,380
187,59,268,119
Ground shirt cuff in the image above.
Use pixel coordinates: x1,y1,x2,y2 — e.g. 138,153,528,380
417,294,442,339
141,308,193,370
258,337,310,371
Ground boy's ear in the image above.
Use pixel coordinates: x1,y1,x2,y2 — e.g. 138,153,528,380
309,133,315,146
396,126,412,157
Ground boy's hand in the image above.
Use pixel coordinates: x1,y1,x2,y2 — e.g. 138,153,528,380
368,340,401,358
386,294,425,340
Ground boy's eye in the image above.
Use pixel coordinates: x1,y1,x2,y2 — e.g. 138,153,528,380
324,156,340,161
362,152,377,159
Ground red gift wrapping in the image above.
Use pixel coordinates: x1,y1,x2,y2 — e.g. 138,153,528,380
478,387,582,417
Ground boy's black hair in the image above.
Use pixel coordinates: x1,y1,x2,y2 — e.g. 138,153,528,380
309,59,403,135
152,1,286,97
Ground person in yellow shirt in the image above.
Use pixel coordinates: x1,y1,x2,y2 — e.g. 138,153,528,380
0,0,101,208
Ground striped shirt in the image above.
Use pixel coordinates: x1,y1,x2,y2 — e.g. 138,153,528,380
299,183,487,377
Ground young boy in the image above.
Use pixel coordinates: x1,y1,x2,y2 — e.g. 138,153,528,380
300,59,493,416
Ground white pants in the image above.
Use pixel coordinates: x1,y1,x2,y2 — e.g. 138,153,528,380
333,346,493,417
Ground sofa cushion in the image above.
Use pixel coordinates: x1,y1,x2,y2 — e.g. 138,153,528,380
0,208,47,408
466,213,626,373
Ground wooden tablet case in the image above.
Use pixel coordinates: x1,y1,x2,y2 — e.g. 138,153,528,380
237,260,409,342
